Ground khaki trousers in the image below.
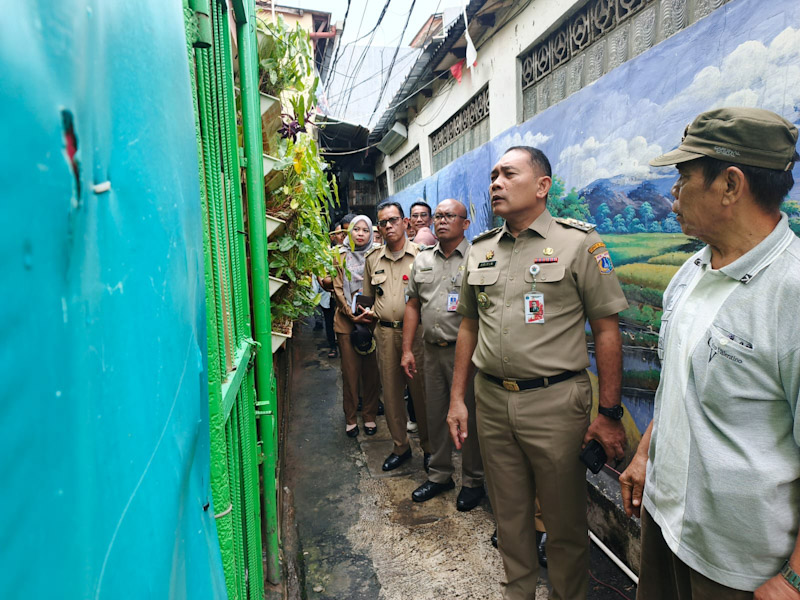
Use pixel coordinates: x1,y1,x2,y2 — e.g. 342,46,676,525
475,371,592,600
423,343,483,487
637,508,754,600
374,325,430,455
338,332,380,426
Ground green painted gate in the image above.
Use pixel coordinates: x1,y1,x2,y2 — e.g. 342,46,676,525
184,0,280,597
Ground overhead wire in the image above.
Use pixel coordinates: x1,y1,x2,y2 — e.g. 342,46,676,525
341,5,391,114
369,0,417,116
330,0,368,89
328,0,392,91
324,0,351,84
319,67,451,135
324,45,418,103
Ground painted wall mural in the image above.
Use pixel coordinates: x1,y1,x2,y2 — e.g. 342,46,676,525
386,0,800,450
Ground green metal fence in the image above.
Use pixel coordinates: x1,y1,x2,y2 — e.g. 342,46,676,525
184,0,280,596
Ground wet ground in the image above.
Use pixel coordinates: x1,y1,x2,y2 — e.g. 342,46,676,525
281,319,638,600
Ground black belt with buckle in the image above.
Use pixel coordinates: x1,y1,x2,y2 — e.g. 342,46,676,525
429,340,456,347
379,320,403,329
481,370,581,392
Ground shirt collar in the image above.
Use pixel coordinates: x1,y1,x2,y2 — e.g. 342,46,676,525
693,213,795,284
379,236,414,261
434,237,470,258
500,209,554,240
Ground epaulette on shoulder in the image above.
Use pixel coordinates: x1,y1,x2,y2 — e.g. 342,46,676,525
365,245,382,258
555,217,596,232
471,227,502,243
418,244,435,251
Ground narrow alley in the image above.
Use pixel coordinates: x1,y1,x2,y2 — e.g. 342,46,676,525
281,320,637,600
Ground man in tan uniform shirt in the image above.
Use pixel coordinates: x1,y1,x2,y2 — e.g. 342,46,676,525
363,201,431,471
401,199,485,510
449,147,629,600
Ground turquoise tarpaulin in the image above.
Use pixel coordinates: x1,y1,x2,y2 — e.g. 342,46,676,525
0,1,227,598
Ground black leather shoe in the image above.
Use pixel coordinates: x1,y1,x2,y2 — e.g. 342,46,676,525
456,485,485,511
423,452,431,473
382,449,412,471
377,402,385,416
537,531,547,568
346,426,359,438
364,424,377,436
411,479,455,502
491,528,498,548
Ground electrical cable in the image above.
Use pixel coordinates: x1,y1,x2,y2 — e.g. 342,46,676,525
324,0,351,84
331,0,368,89
328,0,392,90
369,0,417,116
324,47,419,103
321,142,380,155
589,569,635,600
412,78,454,127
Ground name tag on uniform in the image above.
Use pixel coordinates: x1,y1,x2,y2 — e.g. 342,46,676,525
447,293,459,312
524,292,545,324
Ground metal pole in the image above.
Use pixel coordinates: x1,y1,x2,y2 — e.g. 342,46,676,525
236,0,281,585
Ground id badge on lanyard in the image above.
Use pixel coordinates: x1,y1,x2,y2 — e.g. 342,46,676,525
524,265,545,324
446,272,459,311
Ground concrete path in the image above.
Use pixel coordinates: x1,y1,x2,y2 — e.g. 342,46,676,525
281,321,637,600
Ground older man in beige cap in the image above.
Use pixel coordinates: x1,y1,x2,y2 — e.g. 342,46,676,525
619,107,800,599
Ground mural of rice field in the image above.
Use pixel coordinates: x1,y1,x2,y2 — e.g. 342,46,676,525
385,0,800,452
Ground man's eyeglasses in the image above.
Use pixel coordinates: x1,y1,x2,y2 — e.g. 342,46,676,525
432,213,466,223
377,216,402,228
410,212,430,220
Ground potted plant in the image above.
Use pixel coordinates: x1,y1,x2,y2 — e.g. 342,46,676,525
256,16,314,155
267,131,339,347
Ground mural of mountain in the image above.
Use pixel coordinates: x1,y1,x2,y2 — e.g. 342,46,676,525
581,180,630,216
581,178,673,219
627,181,674,220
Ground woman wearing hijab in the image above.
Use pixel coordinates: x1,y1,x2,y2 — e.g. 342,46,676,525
333,215,381,437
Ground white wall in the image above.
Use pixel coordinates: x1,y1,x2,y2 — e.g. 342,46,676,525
376,0,586,193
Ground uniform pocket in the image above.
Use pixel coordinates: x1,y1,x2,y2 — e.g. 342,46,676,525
524,265,566,314
524,265,565,284
371,273,387,286
414,271,435,284
467,269,500,286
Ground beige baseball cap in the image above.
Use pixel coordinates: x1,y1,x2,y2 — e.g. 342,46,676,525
650,107,799,171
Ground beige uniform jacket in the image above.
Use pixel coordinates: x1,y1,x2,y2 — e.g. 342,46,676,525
406,238,470,344
457,209,628,379
363,238,421,323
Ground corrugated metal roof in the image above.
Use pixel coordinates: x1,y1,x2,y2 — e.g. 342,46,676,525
368,0,487,145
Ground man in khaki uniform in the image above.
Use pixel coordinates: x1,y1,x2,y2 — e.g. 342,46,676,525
448,146,629,600
363,201,431,471
401,199,485,510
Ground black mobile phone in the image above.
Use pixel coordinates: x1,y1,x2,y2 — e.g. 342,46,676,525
579,440,607,474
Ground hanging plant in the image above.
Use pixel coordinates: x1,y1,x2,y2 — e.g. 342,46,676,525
267,132,339,323
256,16,314,98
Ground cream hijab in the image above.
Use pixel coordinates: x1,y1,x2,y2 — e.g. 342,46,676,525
343,215,373,305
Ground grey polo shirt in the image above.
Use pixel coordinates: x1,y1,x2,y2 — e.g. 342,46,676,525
643,213,800,591
406,238,469,344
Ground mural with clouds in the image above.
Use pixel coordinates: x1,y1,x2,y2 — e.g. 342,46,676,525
387,0,800,446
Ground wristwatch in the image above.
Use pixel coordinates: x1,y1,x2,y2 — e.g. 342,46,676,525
780,560,800,592
598,405,624,420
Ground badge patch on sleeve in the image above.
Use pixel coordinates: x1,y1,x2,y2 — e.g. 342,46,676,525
595,251,614,274
588,242,606,254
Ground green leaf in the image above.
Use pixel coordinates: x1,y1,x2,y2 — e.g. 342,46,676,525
277,236,295,252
